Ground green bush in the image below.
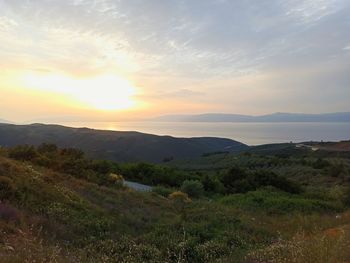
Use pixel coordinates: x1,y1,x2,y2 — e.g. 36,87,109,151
220,190,343,214
181,180,204,198
108,173,124,188
152,186,174,197
312,158,330,169
8,145,38,161
37,143,58,154
201,174,225,194
0,176,17,201
342,187,350,207
220,167,302,194
220,166,248,193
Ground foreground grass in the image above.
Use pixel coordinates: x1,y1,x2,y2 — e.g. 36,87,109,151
247,223,350,263
1,155,350,262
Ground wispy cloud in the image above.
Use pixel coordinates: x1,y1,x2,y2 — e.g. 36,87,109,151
0,0,349,119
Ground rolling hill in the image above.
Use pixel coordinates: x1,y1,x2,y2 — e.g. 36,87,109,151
1,141,350,262
0,123,248,162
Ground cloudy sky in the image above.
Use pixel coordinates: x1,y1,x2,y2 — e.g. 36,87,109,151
0,0,350,122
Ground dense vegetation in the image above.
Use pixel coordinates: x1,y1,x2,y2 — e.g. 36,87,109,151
1,143,350,262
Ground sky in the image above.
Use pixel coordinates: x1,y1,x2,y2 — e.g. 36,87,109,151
0,0,350,122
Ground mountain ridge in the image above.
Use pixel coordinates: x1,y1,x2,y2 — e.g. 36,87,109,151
150,112,350,122
0,123,248,163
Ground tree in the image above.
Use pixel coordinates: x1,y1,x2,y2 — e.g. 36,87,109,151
201,174,225,194
220,166,248,194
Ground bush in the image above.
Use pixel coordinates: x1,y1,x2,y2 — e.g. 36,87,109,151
152,186,174,197
8,145,38,161
220,190,343,214
248,230,350,263
327,162,346,177
220,166,248,193
201,174,225,194
108,173,124,187
0,176,17,201
220,168,302,194
90,160,114,175
180,180,204,198
312,158,330,169
0,202,20,223
37,143,58,154
342,187,350,207
169,191,192,219
254,171,302,194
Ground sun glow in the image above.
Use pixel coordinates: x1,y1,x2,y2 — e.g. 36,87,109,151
22,73,138,111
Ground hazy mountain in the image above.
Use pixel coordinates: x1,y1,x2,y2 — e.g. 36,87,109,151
0,118,12,124
151,112,350,122
151,113,253,122
0,123,248,163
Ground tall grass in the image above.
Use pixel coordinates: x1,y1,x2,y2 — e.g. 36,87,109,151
247,228,350,263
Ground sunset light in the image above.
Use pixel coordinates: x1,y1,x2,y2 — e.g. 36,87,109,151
22,73,137,111
0,1,349,262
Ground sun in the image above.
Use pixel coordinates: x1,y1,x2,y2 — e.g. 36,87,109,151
22,73,137,111
76,75,137,111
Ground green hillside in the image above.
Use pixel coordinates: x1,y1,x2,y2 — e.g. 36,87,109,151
0,123,248,163
1,144,350,262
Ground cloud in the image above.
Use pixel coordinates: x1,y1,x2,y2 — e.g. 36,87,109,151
0,0,349,118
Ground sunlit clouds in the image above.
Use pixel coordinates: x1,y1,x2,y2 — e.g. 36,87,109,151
0,0,349,122
22,73,137,111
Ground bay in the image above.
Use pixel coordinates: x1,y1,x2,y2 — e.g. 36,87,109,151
57,121,350,145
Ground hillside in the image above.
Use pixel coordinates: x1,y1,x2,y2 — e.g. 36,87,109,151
152,112,350,122
0,123,248,163
0,145,350,262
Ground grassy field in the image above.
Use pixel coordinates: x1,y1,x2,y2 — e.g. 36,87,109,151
1,144,350,262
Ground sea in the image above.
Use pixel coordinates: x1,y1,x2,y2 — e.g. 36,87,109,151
57,121,350,146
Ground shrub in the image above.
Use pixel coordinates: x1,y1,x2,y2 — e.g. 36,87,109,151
8,145,38,161
254,171,302,194
201,174,225,194
220,166,248,193
312,158,330,169
220,190,343,214
153,186,174,197
169,191,192,219
37,143,58,154
328,162,346,177
220,168,302,194
60,148,85,159
108,173,124,187
0,176,16,201
342,187,350,207
90,160,114,175
180,180,204,198
169,191,191,203
0,202,20,223
248,230,350,263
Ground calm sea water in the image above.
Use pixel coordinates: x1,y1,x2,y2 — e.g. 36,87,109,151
58,122,350,145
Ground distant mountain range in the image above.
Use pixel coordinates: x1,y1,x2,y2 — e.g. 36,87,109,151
0,118,12,124
151,112,350,122
0,123,248,163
